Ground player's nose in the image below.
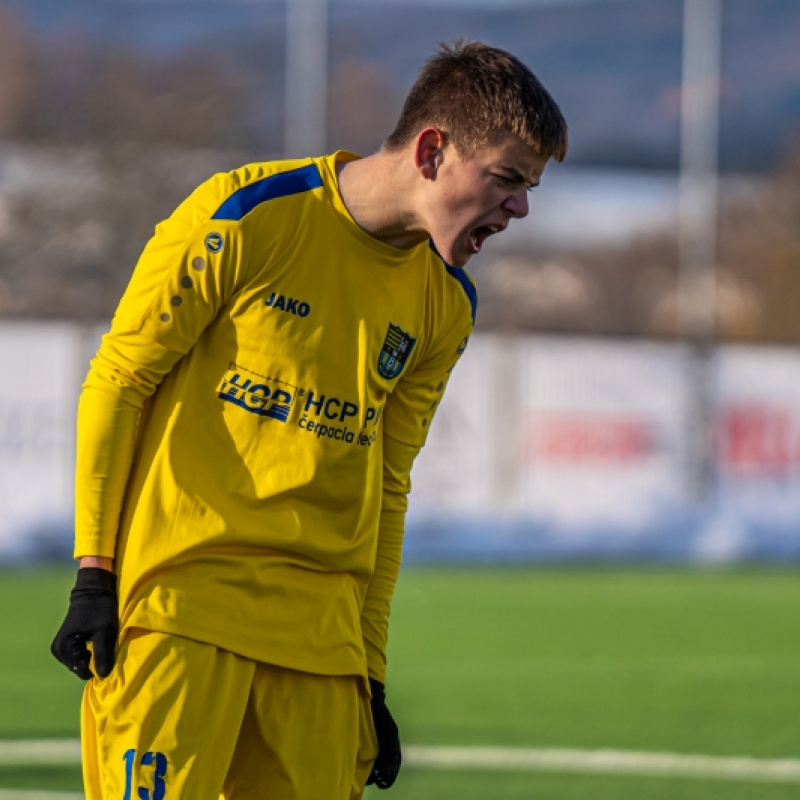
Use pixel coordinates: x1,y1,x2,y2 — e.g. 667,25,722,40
503,189,529,220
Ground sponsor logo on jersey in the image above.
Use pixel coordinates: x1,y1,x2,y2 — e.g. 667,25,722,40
298,390,384,446
205,232,224,253
265,291,310,317
218,365,296,422
378,323,416,380
217,364,386,447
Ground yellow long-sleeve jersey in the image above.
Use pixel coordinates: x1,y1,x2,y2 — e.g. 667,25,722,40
75,151,476,683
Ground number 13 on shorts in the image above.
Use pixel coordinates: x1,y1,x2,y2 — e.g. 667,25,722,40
123,749,168,800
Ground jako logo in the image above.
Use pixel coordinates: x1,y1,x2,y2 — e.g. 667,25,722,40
265,292,310,317
218,366,296,422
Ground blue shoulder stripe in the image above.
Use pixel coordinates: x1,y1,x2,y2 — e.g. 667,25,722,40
429,240,478,324
212,163,323,221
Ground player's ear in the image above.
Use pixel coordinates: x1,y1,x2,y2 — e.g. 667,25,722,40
414,128,447,181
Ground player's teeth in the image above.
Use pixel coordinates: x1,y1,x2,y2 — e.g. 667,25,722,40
488,225,500,233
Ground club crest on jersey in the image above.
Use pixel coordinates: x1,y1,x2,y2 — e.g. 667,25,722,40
378,323,416,380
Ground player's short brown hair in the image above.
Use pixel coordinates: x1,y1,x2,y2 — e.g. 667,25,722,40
385,41,568,162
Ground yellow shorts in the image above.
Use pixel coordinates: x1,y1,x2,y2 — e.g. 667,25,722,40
81,629,377,800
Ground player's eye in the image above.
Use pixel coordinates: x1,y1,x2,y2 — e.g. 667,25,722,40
493,174,517,187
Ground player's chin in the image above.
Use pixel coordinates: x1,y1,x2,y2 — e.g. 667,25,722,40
442,241,473,268
434,232,476,268
447,252,472,268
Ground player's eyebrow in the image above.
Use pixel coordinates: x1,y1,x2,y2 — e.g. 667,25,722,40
498,166,539,189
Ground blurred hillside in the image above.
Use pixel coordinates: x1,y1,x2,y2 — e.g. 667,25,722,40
0,0,799,341
4,0,800,168
475,158,800,343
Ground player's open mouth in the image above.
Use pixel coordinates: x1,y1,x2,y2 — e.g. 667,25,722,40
468,224,502,253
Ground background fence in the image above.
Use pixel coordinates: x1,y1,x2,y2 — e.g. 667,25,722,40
4,322,800,563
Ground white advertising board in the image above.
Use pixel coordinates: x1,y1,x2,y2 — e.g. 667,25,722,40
707,347,800,557
517,338,688,532
3,324,800,562
0,323,84,557
408,334,494,514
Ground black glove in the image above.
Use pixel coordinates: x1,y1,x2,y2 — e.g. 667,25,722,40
51,568,119,680
367,678,402,789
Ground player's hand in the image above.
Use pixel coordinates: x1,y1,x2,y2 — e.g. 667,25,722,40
50,568,119,680
367,678,402,789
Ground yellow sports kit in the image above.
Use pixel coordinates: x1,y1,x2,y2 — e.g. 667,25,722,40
82,630,376,800
75,150,476,796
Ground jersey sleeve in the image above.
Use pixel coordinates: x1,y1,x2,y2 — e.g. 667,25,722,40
74,179,254,559
361,301,474,682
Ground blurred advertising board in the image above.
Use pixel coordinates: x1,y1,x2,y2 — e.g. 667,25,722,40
704,347,800,561
518,339,687,529
3,324,800,562
408,337,800,562
0,323,82,559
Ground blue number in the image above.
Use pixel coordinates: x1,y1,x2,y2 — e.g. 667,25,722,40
123,749,168,800
139,752,168,800
152,753,167,800
122,749,136,800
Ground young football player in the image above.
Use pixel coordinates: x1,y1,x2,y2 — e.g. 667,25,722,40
52,40,567,799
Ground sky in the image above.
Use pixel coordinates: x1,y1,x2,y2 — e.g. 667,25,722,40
337,0,606,4
138,0,611,5
360,0,597,4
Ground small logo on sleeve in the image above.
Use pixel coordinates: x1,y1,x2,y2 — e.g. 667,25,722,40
205,232,224,253
378,323,416,380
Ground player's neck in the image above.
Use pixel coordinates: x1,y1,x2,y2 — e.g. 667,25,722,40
337,152,430,252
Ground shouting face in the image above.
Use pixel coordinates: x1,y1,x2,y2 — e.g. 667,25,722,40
421,132,549,267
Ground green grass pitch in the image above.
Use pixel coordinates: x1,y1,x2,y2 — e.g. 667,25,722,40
2,565,800,798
